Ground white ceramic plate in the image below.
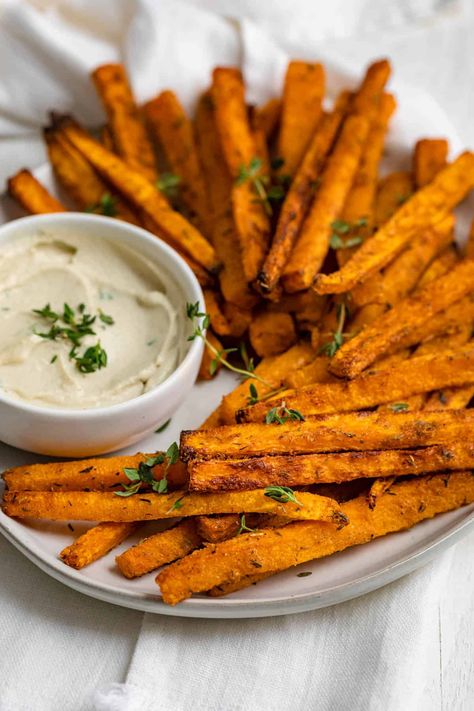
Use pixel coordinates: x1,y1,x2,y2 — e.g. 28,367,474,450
1,79,474,618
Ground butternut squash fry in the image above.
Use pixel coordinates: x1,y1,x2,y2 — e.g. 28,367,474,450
282,114,371,292
416,245,458,288
45,127,139,223
336,93,396,266
7,169,65,214
157,471,474,604
194,92,256,309
211,68,270,281
2,489,346,525
91,64,157,182
314,152,474,295
330,258,474,377
258,94,349,294
57,117,219,272
116,520,201,578
219,342,314,424
413,138,449,188
180,409,474,460
351,214,454,312
367,477,396,510
144,91,211,232
374,171,414,228
196,514,241,543
277,61,325,176
350,58,391,118
284,355,333,389
188,442,474,492
60,522,138,569
425,384,474,411
2,454,188,492
248,311,297,357
240,346,474,421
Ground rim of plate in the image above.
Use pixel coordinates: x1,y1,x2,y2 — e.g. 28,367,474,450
1,504,472,618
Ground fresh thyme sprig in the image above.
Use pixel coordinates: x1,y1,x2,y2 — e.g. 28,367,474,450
236,514,256,535
156,173,181,199
318,302,351,358
186,303,273,389
389,402,409,412
264,485,303,506
265,404,305,425
85,192,117,217
236,157,286,216
115,442,179,497
329,217,367,250
33,302,114,374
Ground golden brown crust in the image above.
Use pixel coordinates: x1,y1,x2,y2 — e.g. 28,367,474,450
156,471,474,604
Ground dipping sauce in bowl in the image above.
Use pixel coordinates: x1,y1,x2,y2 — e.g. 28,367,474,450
0,231,187,408
0,213,204,456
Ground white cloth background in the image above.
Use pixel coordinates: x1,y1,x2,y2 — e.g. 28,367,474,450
0,1,473,710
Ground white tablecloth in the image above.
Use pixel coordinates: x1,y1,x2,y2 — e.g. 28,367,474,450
0,2,473,709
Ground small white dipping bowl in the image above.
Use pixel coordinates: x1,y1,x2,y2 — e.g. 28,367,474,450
0,213,204,457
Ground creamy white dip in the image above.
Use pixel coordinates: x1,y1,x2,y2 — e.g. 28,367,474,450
0,232,187,409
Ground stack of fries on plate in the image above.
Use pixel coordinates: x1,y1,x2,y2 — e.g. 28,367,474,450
4,58,474,605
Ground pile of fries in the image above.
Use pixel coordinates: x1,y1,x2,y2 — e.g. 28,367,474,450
4,58,474,605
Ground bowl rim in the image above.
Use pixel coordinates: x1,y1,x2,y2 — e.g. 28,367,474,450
0,211,205,419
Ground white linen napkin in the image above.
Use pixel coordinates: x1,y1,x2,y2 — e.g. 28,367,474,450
0,2,472,711
92,551,453,711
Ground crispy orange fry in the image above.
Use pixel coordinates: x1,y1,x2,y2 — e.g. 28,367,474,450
374,171,414,227
60,522,138,569
350,58,391,118
282,114,371,292
314,152,474,295
194,93,256,309
413,138,449,189
284,355,333,389
336,93,396,266
180,409,474,460
258,94,349,294
219,342,314,424
101,125,115,151
2,454,188,492
157,471,474,604
277,61,325,176
249,311,297,357
416,244,459,287
240,346,474,421
116,520,201,578
203,289,233,336
252,98,281,140
2,489,346,525
57,117,219,272
425,384,474,411
196,514,241,543
330,258,474,377
91,64,157,181
7,169,65,214
351,214,454,312
211,68,270,281
367,478,396,510
211,67,256,177
188,442,474,492
45,127,139,223
144,91,211,232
